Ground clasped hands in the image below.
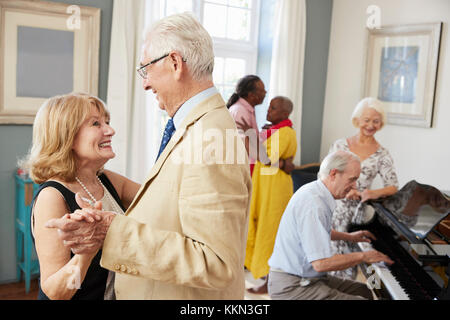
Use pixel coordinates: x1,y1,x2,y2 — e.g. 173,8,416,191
45,193,116,255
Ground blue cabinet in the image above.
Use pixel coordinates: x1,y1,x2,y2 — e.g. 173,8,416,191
14,174,40,293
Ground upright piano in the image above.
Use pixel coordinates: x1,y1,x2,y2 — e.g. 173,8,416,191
350,180,450,300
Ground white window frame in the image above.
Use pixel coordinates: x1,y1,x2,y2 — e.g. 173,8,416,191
202,0,260,76
154,0,260,76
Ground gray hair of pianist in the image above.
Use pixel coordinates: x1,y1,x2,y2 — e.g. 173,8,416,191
318,150,361,180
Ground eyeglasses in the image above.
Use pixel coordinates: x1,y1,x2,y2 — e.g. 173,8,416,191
136,53,169,79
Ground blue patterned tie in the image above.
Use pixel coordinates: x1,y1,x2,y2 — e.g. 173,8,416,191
156,118,176,161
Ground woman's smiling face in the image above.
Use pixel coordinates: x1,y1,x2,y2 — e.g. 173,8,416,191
358,107,382,137
72,105,116,167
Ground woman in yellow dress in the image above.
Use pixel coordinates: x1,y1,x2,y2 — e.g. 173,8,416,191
244,96,297,294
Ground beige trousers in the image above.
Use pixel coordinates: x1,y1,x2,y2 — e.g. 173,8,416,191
268,270,373,300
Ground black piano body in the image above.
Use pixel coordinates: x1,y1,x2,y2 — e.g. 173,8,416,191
350,180,450,300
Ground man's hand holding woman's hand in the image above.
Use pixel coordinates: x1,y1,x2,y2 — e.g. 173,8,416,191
68,193,104,222
45,193,116,254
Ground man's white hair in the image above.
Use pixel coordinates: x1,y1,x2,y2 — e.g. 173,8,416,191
351,97,386,129
318,150,360,180
143,12,214,81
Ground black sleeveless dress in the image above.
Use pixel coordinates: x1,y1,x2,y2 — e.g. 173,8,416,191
31,173,126,300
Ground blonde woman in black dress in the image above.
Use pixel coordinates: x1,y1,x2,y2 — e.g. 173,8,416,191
21,93,140,299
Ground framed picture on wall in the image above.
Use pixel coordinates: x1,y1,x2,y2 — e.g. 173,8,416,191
0,0,100,124
363,22,442,128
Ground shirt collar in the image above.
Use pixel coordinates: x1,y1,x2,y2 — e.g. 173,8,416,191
317,179,337,213
237,97,255,114
172,86,218,129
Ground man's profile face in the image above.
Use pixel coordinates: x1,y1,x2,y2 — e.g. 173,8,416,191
140,46,172,111
332,161,360,199
252,80,267,106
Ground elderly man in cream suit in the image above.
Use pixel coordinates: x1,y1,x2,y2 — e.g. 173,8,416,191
46,13,252,300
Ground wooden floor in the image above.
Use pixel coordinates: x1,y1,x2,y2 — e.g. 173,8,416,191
0,270,373,300
0,277,267,300
0,279,39,300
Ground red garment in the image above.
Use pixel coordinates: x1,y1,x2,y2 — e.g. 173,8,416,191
259,119,293,141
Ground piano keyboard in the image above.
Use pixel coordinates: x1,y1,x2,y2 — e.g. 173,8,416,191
359,242,409,300
353,219,442,300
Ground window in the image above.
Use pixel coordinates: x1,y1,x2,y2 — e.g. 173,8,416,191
203,0,253,41
213,56,246,102
161,0,193,16
154,0,260,102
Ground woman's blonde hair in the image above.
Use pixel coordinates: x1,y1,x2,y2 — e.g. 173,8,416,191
351,97,386,129
20,93,109,184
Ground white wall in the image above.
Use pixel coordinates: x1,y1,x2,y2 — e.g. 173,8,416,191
321,0,450,191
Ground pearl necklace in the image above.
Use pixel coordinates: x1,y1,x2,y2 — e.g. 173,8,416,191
75,176,123,214
75,176,98,206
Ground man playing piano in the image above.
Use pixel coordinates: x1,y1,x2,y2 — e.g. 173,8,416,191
268,150,394,300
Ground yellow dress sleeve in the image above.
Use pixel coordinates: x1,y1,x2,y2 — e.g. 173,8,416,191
265,127,297,164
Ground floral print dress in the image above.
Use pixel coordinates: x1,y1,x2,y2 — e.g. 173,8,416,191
328,138,399,279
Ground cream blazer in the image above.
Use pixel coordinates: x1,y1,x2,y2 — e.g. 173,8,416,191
100,93,252,299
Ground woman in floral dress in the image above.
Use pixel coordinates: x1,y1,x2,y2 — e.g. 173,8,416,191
328,97,399,279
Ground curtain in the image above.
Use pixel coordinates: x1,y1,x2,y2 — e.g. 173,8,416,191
269,0,306,165
105,0,163,182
